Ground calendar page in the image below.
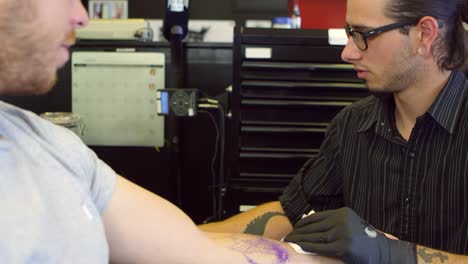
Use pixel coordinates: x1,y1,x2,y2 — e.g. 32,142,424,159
72,51,165,147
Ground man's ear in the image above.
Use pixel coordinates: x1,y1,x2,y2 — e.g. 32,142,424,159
415,16,440,57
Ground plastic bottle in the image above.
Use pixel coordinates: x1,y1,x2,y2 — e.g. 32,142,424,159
291,3,301,29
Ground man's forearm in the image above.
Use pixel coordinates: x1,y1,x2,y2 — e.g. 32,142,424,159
199,201,293,240
417,245,467,264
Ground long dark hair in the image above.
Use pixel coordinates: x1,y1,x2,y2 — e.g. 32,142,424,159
385,0,468,70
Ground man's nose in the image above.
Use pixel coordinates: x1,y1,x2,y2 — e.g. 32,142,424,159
72,0,90,29
341,37,362,62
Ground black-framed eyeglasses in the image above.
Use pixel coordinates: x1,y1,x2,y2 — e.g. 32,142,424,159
345,18,420,51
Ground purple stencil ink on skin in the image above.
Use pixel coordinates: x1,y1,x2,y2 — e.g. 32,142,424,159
270,241,289,263
229,235,290,264
245,255,259,264
251,237,290,264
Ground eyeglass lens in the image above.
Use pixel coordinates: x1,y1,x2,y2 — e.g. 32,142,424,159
346,26,366,50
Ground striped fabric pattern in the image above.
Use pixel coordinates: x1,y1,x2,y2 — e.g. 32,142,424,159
280,70,468,254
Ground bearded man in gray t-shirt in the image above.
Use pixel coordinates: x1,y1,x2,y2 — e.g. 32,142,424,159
0,0,343,263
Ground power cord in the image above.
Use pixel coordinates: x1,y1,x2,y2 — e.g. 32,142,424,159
199,109,219,223
198,98,226,222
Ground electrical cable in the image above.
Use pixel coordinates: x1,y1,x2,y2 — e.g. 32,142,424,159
198,103,218,109
199,109,220,223
199,101,226,221
198,98,219,105
216,105,225,220
158,93,227,222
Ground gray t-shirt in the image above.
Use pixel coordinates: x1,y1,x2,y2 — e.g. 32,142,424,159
0,101,116,263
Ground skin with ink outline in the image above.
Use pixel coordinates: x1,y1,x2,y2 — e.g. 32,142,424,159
244,212,286,235
245,255,258,264
229,235,290,264
270,240,290,263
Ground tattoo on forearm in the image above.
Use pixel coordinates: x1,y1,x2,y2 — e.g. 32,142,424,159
417,248,449,263
243,212,285,235
245,255,258,264
230,236,289,264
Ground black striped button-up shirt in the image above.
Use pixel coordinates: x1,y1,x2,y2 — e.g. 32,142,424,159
281,70,468,254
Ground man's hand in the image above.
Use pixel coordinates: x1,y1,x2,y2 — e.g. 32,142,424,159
284,207,416,264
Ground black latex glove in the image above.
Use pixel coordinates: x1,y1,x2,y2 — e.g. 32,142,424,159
284,207,416,264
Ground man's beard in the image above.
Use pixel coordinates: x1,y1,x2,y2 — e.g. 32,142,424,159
0,59,58,96
0,29,64,95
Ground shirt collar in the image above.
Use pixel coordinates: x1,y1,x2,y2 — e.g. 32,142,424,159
357,94,392,134
358,70,467,135
427,70,467,134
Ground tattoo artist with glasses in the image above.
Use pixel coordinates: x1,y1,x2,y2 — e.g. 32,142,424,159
200,0,468,263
